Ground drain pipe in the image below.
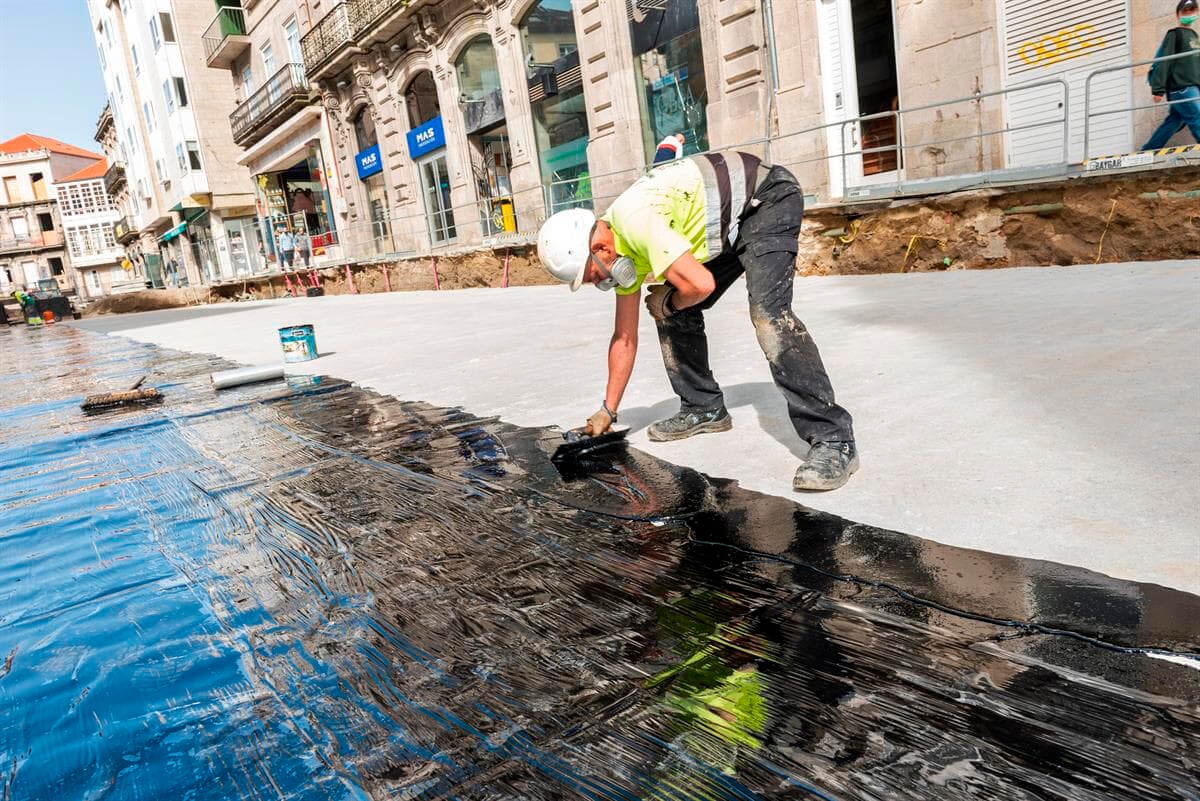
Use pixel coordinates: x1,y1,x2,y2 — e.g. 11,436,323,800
761,0,781,164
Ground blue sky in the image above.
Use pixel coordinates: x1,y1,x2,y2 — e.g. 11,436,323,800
0,1,106,152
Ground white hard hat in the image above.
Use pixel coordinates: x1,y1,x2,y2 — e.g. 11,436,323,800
537,208,595,291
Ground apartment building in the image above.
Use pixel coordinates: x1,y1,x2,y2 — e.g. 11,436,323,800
87,0,257,287
201,0,344,273
288,0,1182,262
0,134,101,296
54,157,143,299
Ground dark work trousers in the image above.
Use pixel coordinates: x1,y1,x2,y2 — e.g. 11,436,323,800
655,166,856,445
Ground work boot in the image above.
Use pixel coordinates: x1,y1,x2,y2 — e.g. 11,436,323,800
647,408,733,442
793,442,859,492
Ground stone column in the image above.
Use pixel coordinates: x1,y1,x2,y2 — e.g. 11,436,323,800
430,54,485,247
698,0,769,158
490,10,544,231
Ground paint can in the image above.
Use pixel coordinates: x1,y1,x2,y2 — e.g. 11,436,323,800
278,324,317,363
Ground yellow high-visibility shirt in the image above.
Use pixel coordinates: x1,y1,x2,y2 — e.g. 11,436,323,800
602,159,710,296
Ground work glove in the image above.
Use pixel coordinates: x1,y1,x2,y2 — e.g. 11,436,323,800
586,404,617,436
645,284,678,321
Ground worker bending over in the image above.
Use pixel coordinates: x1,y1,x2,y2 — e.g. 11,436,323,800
537,152,859,491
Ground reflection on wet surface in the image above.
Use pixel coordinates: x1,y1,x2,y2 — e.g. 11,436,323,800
1,325,1198,801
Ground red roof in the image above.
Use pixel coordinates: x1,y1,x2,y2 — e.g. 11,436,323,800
60,158,109,182
0,133,103,160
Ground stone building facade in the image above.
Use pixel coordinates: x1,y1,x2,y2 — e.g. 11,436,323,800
0,134,101,296
201,0,346,275
291,0,1184,263
87,0,257,288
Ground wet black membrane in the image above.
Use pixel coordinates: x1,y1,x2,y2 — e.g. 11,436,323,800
1,325,1198,801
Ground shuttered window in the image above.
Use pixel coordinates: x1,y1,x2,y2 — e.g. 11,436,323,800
1001,0,1132,164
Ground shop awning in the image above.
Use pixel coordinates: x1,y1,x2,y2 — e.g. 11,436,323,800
159,222,187,243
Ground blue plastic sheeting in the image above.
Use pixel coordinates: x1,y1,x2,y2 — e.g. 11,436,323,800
1,324,1198,801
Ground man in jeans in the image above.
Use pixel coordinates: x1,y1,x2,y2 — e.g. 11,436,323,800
276,226,296,270
537,152,858,491
1144,0,1200,150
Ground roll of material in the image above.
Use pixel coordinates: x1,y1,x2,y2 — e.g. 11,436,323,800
211,364,286,390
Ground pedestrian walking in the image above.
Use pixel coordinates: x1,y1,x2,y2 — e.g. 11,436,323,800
1143,0,1200,150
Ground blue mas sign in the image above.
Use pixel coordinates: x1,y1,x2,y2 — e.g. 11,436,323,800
406,116,446,159
355,144,383,180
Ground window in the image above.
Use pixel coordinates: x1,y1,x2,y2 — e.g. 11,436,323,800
114,73,123,103
260,42,275,76
353,108,377,152
163,80,174,114
159,12,175,43
131,44,139,74
173,77,188,108
3,176,21,204
102,223,116,249
126,127,136,153
88,270,102,291
31,172,47,200
97,46,107,70
149,15,160,50
176,143,186,171
155,158,166,183
630,1,709,159
143,101,154,132
48,257,64,276
37,213,53,232
285,18,302,64
186,141,202,171
240,63,254,98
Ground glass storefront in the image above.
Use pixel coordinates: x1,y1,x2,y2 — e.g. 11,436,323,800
456,36,504,134
405,72,458,247
419,154,457,245
629,1,709,161
454,38,517,236
253,144,336,271
521,0,591,213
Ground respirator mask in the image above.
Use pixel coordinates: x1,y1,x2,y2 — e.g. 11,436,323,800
591,254,639,292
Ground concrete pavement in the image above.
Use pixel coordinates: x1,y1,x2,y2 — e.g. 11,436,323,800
74,260,1200,593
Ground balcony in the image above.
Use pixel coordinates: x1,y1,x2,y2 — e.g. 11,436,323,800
231,64,313,148
113,216,138,245
0,231,63,255
300,3,352,77
203,5,250,69
300,1,419,79
104,162,126,194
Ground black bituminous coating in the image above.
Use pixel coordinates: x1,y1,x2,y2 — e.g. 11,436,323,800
1,324,1197,801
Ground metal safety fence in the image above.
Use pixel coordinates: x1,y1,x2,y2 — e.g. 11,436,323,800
301,54,1194,270
1083,50,1200,160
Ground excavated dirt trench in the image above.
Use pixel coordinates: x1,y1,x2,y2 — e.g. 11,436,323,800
81,169,1199,317
798,167,1200,275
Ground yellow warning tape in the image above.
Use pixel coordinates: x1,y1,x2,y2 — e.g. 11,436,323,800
1084,143,1200,165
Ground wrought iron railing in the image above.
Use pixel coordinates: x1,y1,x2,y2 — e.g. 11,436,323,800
300,3,352,73
349,0,404,35
202,5,248,62
103,162,126,195
230,64,310,145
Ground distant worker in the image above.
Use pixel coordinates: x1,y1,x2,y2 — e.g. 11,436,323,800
537,152,859,492
1143,0,1200,151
